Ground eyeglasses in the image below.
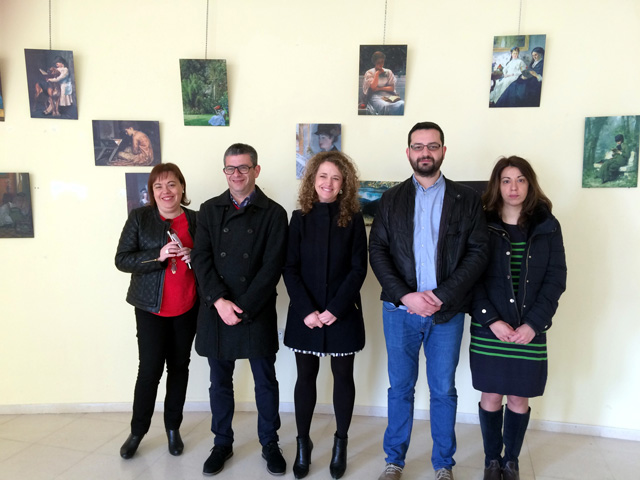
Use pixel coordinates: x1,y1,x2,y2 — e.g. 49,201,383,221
223,165,254,175
410,143,442,152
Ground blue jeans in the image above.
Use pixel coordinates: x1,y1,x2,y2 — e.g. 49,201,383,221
382,302,464,470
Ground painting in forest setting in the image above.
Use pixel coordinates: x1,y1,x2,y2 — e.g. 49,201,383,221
179,59,229,126
583,115,638,188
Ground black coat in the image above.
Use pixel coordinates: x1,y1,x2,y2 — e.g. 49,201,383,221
283,203,367,353
115,206,198,313
471,206,567,334
369,176,489,323
191,186,288,360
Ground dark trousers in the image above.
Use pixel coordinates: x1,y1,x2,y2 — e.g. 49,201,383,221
130,305,197,435
208,354,281,447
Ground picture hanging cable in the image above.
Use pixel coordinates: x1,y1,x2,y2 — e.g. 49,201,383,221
205,0,210,59
49,0,52,50
382,0,388,45
517,0,523,35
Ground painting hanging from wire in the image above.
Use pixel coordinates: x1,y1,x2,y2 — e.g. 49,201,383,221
0,173,34,238
358,45,406,116
583,115,638,188
489,35,546,108
24,49,77,119
179,59,229,126
92,120,161,166
296,124,342,179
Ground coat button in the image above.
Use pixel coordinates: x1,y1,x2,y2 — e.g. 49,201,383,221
481,309,487,314
223,227,229,233
247,228,254,234
506,251,511,256
242,253,249,259
509,298,515,303
220,252,226,257
507,275,511,279
206,295,212,301
239,276,246,282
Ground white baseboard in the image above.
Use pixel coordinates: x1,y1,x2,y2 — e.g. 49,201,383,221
1,402,638,442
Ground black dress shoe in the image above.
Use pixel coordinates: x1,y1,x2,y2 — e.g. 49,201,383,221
203,445,233,476
120,433,144,459
166,429,184,456
329,434,348,479
262,440,286,476
292,436,313,479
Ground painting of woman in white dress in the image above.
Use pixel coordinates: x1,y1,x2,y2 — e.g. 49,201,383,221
358,45,406,116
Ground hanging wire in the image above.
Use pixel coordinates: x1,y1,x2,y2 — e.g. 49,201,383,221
49,0,52,50
517,0,523,35
205,0,210,59
382,0,388,45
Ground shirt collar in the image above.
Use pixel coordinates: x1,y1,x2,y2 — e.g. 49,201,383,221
412,172,444,193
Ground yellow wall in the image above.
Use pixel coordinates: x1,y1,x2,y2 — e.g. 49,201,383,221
1,0,639,436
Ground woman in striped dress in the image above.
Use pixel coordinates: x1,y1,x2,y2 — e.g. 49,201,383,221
470,156,566,480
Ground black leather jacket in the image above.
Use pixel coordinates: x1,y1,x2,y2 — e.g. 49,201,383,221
369,176,489,323
115,206,197,313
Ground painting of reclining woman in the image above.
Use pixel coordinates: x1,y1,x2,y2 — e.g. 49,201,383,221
24,49,77,119
489,35,546,108
358,45,406,116
92,120,161,167
0,173,33,238
583,115,638,188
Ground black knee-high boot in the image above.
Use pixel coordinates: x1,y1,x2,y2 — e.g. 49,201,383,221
502,406,530,480
478,404,503,480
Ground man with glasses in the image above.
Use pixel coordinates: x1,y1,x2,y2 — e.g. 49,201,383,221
369,122,488,480
192,143,288,476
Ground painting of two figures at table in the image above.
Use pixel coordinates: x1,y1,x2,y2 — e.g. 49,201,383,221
489,35,546,108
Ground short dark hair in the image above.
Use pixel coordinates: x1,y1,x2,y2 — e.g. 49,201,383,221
147,163,190,208
615,134,624,143
371,51,386,64
223,143,258,167
408,122,445,147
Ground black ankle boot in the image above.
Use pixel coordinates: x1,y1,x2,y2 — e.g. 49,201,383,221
329,433,348,479
166,429,184,456
120,433,144,459
293,436,313,479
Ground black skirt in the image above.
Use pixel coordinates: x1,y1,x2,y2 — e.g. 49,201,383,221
469,320,548,398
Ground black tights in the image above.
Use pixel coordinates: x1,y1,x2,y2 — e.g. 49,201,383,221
294,352,356,439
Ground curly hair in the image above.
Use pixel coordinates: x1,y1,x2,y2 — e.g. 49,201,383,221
298,151,361,227
483,156,552,227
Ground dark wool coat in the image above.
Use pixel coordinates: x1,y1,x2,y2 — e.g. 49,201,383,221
115,206,198,313
191,186,288,360
283,202,367,353
471,206,567,334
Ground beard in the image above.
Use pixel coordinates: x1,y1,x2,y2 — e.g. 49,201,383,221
410,154,443,178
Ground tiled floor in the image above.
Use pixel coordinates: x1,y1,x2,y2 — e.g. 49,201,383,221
0,410,637,479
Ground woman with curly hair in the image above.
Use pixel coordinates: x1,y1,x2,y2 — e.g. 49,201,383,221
283,151,367,479
471,156,566,480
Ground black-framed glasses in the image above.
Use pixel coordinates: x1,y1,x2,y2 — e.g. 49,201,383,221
223,165,254,175
410,143,442,152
